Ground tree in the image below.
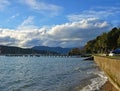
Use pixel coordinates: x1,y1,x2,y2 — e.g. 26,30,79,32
117,35,120,47
107,27,120,50
84,39,96,53
68,48,81,55
83,27,120,54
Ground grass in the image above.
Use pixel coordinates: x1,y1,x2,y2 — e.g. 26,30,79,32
94,54,120,60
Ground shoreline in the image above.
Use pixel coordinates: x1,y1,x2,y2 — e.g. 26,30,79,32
94,56,120,91
79,70,118,91
99,81,118,91
79,66,108,91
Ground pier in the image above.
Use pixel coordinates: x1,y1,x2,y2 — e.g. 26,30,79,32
0,54,77,58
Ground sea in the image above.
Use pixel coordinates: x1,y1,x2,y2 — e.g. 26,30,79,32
0,56,107,91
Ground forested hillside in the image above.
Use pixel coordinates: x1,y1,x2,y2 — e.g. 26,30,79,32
0,45,58,54
84,27,120,53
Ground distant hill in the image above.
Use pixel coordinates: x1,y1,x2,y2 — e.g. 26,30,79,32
0,45,58,54
32,46,73,54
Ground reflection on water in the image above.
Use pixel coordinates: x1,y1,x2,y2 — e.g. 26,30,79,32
0,56,97,91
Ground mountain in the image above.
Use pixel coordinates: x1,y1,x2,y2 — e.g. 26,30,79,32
32,46,73,54
0,45,58,54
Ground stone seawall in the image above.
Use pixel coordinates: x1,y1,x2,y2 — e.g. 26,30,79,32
94,56,120,91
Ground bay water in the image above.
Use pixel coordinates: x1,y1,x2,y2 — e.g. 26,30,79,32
0,56,107,91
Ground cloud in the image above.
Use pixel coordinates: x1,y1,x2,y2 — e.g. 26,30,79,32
67,7,120,22
17,16,38,30
0,0,10,10
11,13,20,19
7,13,20,23
46,18,111,47
20,0,63,16
0,36,17,46
0,28,46,47
0,18,111,48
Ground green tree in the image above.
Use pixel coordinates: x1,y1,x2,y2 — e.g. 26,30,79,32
84,39,96,53
107,27,120,50
84,27,120,54
117,35,120,47
95,33,108,53
68,48,81,55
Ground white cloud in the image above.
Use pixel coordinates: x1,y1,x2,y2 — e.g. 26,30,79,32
0,0,10,10
67,7,120,22
20,0,63,16
17,16,38,30
0,18,111,48
11,13,20,19
46,18,111,47
0,28,46,47
7,13,20,23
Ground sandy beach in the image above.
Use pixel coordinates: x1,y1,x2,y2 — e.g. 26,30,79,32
99,81,118,91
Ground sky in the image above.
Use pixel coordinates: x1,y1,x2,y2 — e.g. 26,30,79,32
0,0,120,48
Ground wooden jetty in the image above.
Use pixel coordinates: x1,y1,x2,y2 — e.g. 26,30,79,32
1,54,77,58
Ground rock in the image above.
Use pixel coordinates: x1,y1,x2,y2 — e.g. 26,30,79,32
84,56,94,61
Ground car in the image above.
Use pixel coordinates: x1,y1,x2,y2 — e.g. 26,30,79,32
109,48,120,56
109,52,114,56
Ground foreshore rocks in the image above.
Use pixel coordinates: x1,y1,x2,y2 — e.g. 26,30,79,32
84,56,94,61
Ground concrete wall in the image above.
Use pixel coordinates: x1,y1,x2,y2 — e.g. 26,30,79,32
94,56,120,91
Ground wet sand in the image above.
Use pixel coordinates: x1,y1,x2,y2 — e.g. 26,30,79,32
99,81,118,91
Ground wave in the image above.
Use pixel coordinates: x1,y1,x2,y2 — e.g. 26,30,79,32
80,70,108,91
